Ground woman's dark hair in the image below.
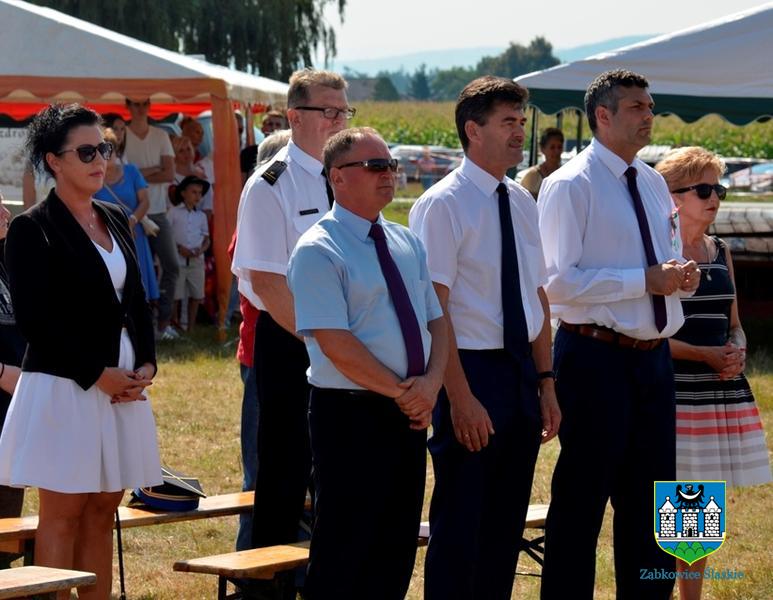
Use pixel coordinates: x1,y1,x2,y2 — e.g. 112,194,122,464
539,127,564,149
25,104,102,177
101,112,125,129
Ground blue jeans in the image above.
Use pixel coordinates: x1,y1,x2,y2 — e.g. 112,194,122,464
236,363,258,551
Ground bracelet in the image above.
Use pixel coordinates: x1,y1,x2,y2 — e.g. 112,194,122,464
536,370,555,380
0,362,5,379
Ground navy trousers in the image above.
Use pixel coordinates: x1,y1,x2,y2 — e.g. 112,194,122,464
304,388,426,600
251,313,311,550
425,349,542,600
540,327,676,600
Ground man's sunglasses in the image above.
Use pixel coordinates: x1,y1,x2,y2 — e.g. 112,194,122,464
295,106,356,120
56,142,113,163
336,158,399,173
671,183,727,200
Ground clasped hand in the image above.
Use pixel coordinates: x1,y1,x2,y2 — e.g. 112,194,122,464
646,259,700,295
394,375,441,431
96,366,153,403
704,341,745,380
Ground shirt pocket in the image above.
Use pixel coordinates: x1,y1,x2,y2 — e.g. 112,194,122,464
292,212,322,235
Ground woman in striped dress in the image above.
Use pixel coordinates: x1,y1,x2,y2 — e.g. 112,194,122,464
656,147,771,600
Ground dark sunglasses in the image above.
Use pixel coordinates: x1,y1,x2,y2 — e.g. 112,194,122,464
56,142,113,163
671,183,727,200
336,158,399,173
295,106,356,120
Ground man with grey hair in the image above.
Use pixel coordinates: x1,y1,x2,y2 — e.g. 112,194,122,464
232,68,352,597
538,69,699,599
288,127,447,598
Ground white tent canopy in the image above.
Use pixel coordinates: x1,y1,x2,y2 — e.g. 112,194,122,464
515,3,773,125
0,0,288,105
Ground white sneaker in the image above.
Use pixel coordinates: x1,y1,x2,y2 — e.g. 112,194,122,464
159,326,180,341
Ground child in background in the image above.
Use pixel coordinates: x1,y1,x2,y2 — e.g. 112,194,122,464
168,175,210,333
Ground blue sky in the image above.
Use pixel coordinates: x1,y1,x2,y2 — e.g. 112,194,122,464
323,0,768,60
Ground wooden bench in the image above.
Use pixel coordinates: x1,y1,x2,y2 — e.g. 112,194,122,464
0,566,95,599
0,491,261,564
174,503,549,599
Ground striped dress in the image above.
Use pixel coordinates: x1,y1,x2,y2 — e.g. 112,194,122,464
672,237,771,487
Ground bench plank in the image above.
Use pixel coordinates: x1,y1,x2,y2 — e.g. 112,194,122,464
174,542,311,580
0,566,95,599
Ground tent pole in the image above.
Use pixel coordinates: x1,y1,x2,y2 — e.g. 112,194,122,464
576,109,583,154
529,106,539,167
556,111,563,129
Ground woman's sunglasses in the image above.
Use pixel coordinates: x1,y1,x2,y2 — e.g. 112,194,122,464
671,183,727,200
335,158,399,173
56,142,113,163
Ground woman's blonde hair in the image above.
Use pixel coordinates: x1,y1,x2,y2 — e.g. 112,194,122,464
102,127,119,147
655,146,726,191
172,134,195,157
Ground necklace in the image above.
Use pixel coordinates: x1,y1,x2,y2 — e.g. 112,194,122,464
703,237,713,281
86,210,98,231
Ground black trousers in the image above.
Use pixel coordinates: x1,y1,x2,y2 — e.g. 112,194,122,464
540,327,676,600
304,387,426,600
251,313,311,549
425,349,542,600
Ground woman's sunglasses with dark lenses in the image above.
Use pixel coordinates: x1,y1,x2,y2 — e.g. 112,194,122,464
56,142,113,163
671,182,727,200
335,158,399,173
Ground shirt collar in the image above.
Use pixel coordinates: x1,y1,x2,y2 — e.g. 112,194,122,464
332,203,383,242
460,156,506,197
591,138,642,179
287,139,324,176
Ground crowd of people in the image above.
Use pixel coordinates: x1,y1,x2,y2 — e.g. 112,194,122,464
0,65,769,600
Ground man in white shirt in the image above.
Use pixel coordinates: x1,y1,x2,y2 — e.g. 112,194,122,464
122,97,177,339
538,70,700,600
410,76,560,600
232,68,351,598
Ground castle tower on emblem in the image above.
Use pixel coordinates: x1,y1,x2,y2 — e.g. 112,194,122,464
704,496,722,538
658,496,677,538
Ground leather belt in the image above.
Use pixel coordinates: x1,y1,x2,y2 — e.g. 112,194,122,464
559,322,664,351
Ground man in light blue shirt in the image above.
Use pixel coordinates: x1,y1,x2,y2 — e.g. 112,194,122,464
287,127,448,599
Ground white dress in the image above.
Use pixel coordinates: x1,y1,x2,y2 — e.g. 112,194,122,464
0,232,162,493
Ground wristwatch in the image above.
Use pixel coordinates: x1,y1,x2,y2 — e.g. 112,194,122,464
536,370,555,380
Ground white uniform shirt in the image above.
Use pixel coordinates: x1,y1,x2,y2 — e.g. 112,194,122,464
409,157,548,349
537,138,686,340
232,140,330,310
123,126,174,216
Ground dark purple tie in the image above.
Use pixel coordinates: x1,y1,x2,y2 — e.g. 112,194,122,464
368,223,425,377
497,183,530,357
624,167,667,333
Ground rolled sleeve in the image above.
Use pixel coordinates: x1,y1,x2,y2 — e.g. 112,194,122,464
288,243,350,336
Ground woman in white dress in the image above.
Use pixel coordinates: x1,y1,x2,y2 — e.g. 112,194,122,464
0,104,161,599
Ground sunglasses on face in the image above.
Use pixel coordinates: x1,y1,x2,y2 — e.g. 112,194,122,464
336,158,399,173
671,183,727,200
56,142,113,163
295,106,356,120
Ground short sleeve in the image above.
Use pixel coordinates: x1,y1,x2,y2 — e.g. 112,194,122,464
158,129,174,157
409,198,459,290
288,241,350,335
127,164,148,192
416,238,443,321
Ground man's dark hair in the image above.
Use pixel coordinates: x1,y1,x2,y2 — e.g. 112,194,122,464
455,76,529,151
584,69,649,132
25,104,102,177
323,126,380,174
539,127,564,149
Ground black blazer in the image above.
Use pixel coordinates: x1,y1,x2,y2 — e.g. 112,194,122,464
6,190,156,390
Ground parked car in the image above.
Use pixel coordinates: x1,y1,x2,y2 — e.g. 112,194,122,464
390,145,462,182
728,161,773,193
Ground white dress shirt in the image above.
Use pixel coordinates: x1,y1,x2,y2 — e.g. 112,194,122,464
232,140,330,310
538,138,686,340
167,204,208,251
409,157,548,349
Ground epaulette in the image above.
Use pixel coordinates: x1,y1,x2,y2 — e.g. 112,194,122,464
261,160,287,185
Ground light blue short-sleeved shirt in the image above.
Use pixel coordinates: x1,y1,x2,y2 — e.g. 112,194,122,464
288,203,443,390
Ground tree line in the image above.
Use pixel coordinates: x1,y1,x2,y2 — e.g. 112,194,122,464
354,37,560,101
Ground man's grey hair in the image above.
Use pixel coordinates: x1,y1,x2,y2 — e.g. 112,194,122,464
323,127,381,174
257,130,291,165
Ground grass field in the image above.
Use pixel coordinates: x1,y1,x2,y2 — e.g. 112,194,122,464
16,205,773,598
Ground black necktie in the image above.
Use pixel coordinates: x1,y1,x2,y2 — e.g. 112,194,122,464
369,223,425,377
624,167,667,333
497,183,530,357
321,169,334,208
